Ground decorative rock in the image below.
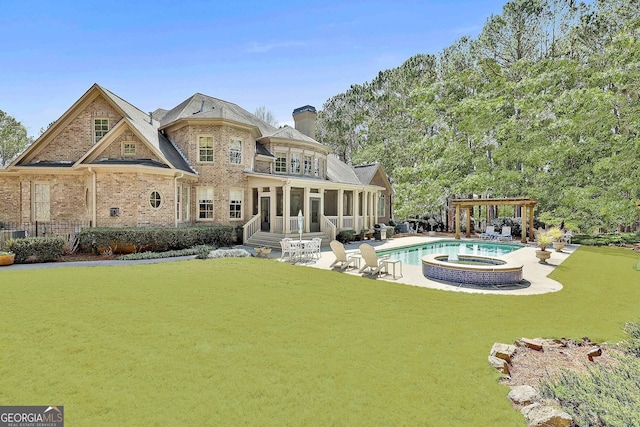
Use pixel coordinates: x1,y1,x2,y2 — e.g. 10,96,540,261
521,338,544,351
488,355,510,375
587,346,602,361
521,403,573,427
491,343,517,363
508,385,540,406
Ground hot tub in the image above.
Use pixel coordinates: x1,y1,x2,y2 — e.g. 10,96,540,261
422,254,523,286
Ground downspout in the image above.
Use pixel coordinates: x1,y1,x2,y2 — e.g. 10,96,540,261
88,167,97,227
174,172,184,227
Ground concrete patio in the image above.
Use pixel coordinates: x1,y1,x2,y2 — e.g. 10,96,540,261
287,235,575,295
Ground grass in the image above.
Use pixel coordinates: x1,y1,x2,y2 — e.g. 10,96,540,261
0,246,638,425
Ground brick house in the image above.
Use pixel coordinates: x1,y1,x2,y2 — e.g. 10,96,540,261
0,84,392,245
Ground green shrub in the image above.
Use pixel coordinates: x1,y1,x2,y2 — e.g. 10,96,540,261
117,245,214,261
79,226,237,253
540,322,640,427
206,248,251,259
386,226,395,238
336,229,356,244
572,232,640,246
6,237,65,263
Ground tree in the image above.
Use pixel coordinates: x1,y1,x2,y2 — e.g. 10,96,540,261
254,106,278,127
0,110,31,167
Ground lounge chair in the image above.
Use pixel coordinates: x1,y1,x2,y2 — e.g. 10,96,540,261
480,226,498,240
358,243,396,277
497,226,512,241
329,240,359,271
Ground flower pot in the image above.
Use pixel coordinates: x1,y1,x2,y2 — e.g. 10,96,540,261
535,250,551,264
0,253,15,266
553,241,565,252
428,231,436,237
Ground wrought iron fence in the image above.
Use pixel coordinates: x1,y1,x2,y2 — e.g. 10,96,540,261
0,221,91,249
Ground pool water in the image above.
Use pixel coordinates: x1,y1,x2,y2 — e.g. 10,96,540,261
377,240,522,266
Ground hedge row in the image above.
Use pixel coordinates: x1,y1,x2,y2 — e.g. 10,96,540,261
78,226,240,254
6,237,65,263
572,232,640,246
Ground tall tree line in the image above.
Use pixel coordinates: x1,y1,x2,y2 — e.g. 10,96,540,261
317,0,640,232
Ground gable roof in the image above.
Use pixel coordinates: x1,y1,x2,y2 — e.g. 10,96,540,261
326,154,361,185
159,93,278,136
11,84,195,174
354,162,392,190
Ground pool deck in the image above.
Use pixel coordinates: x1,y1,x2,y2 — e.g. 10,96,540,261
302,236,575,295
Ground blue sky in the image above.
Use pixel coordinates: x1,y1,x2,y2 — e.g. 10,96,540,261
1,0,507,137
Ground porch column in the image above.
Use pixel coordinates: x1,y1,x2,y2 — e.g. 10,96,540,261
368,191,374,229
283,185,291,234
529,205,535,241
373,191,379,224
521,203,527,243
269,186,276,233
455,204,461,239
354,190,360,231
337,189,344,231
303,187,310,233
465,207,471,238
364,190,370,229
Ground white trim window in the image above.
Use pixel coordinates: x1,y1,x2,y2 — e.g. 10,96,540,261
32,183,51,221
290,153,301,174
378,193,386,217
198,136,214,162
314,158,320,177
229,139,242,165
229,189,243,220
123,142,136,156
94,118,109,143
197,187,214,220
275,153,287,173
303,155,312,175
149,191,162,209
176,185,191,222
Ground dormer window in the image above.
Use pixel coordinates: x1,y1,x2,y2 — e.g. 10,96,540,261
94,119,109,143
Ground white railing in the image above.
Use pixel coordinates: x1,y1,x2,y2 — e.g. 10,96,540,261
243,213,261,242
275,217,284,232
326,216,338,228
289,218,300,232
321,214,336,241
342,216,354,230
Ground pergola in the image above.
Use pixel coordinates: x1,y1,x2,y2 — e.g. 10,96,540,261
450,197,538,243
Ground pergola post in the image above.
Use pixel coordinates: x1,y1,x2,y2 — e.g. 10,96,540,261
465,207,471,238
528,205,535,241
455,205,461,239
521,203,527,243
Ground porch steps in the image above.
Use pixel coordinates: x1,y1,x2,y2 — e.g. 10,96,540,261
245,231,331,250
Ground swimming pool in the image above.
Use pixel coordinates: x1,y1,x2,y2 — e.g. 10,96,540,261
376,240,522,266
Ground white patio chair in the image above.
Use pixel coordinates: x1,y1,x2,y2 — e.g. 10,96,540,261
305,237,322,260
279,238,293,261
358,243,394,277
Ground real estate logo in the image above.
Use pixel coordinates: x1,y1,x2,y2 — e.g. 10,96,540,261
0,406,64,427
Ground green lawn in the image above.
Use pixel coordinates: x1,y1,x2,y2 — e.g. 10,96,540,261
0,246,638,426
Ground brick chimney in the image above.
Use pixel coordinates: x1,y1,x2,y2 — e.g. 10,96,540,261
292,105,317,139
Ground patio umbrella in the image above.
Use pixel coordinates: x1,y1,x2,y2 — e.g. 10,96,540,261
297,210,303,241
